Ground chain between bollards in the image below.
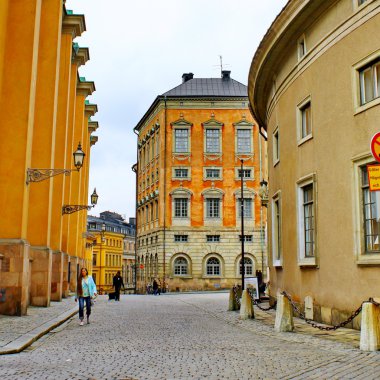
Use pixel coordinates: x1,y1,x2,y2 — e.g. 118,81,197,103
281,291,366,331
246,288,277,311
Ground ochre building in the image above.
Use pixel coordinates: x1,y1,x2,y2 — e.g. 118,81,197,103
248,0,380,328
134,71,267,293
0,1,99,315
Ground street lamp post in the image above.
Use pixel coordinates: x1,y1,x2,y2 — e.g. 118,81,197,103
99,221,106,294
240,159,245,290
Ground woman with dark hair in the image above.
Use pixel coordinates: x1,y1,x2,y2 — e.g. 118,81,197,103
75,267,97,326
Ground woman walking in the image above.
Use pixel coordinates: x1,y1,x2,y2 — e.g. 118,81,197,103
75,267,97,326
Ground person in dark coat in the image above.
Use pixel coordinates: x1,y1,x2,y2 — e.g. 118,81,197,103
112,271,124,301
153,278,159,296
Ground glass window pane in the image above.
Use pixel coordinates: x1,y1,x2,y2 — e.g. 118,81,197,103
237,130,251,153
175,129,188,153
206,129,220,153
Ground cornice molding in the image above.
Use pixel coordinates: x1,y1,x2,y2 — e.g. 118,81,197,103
76,80,95,97
85,103,98,117
88,121,99,133
62,13,86,38
90,135,98,147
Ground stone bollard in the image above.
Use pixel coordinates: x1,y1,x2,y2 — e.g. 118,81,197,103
360,302,380,351
228,288,238,311
274,293,294,332
240,289,254,320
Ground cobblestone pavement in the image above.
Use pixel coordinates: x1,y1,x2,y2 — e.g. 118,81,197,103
1,293,380,380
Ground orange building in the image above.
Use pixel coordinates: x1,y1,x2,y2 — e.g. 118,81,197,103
0,2,99,315
134,71,267,292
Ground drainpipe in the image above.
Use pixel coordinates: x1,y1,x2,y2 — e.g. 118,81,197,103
133,129,139,293
163,96,167,291
259,128,265,278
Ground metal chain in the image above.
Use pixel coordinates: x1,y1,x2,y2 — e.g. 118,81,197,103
246,288,277,311
282,291,363,331
232,286,241,307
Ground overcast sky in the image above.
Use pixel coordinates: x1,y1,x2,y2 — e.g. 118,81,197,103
65,0,288,221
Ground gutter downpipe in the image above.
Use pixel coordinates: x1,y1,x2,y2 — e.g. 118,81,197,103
133,129,139,293
259,125,265,278
163,96,167,291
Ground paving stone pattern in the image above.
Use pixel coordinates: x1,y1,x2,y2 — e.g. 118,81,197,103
1,293,380,380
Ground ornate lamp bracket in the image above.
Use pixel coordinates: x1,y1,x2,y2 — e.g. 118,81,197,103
26,168,72,184
62,204,93,215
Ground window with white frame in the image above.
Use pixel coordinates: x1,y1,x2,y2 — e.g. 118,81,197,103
273,128,279,164
359,59,379,105
174,235,188,242
174,198,188,218
174,168,189,178
239,257,253,276
207,235,220,242
297,176,316,265
361,165,380,252
174,257,188,275
272,193,282,265
205,129,220,153
298,35,306,60
174,129,189,153
298,98,312,141
238,169,252,179
205,168,221,179
206,257,220,276
237,129,252,153
238,198,253,218
206,198,220,218
239,235,253,242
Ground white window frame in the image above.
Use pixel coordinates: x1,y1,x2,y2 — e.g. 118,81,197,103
234,188,255,226
234,166,254,181
353,153,380,265
273,127,280,166
203,167,222,181
238,256,254,276
170,188,192,226
272,191,282,267
173,257,189,276
171,118,192,157
297,96,312,145
204,128,222,154
296,174,317,267
202,188,224,226
233,119,254,159
172,166,191,180
353,50,380,114
205,256,221,277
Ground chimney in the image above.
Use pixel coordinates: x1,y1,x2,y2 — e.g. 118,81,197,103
222,70,231,80
182,73,194,83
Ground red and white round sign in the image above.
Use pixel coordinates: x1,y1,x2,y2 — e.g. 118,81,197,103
371,132,380,162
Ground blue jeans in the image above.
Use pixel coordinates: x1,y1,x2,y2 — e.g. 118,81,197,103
78,296,91,320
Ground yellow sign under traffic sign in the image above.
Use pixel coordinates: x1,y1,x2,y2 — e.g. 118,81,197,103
367,165,380,191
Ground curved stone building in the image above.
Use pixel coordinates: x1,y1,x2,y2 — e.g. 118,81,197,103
248,0,380,327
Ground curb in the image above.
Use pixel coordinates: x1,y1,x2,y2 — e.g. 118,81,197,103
0,306,78,355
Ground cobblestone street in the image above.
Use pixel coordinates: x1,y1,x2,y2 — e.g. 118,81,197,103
1,293,380,380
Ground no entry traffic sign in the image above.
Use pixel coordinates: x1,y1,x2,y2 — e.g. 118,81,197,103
371,132,380,162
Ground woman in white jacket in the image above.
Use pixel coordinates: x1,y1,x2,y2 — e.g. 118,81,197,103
75,268,97,326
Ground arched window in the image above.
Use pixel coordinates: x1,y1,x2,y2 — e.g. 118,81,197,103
239,257,253,276
174,257,188,275
206,257,220,276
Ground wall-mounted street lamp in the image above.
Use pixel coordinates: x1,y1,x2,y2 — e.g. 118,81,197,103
259,179,269,208
26,142,85,184
62,188,98,215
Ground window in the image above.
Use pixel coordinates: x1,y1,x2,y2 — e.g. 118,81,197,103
273,128,279,164
206,168,221,179
239,257,253,276
358,0,368,5
174,168,188,178
300,101,312,139
298,35,306,60
206,257,220,276
361,166,380,252
206,235,220,242
174,257,188,275
205,129,220,153
272,194,282,265
92,254,97,266
237,129,251,153
297,176,316,265
239,235,253,242
175,129,188,153
238,198,252,218
174,235,188,242
359,59,380,105
206,198,220,218
174,198,188,218
238,169,252,179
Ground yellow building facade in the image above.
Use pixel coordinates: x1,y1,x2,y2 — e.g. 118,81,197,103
0,2,99,315
248,0,380,328
134,72,267,293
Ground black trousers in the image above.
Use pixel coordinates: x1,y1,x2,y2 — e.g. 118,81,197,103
114,287,121,300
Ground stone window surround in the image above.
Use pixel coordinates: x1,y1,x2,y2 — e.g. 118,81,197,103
170,187,192,227
233,119,255,157
296,173,317,267
272,190,283,267
297,34,306,61
352,152,380,265
234,166,254,181
297,95,313,146
273,126,280,166
203,123,223,154
172,166,191,181
235,254,256,277
202,252,224,278
201,188,224,226
234,187,256,223
203,166,223,181
171,253,192,278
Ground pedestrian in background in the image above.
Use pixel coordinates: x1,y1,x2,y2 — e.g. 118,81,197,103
113,271,124,301
75,267,97,326
153,278,159,296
